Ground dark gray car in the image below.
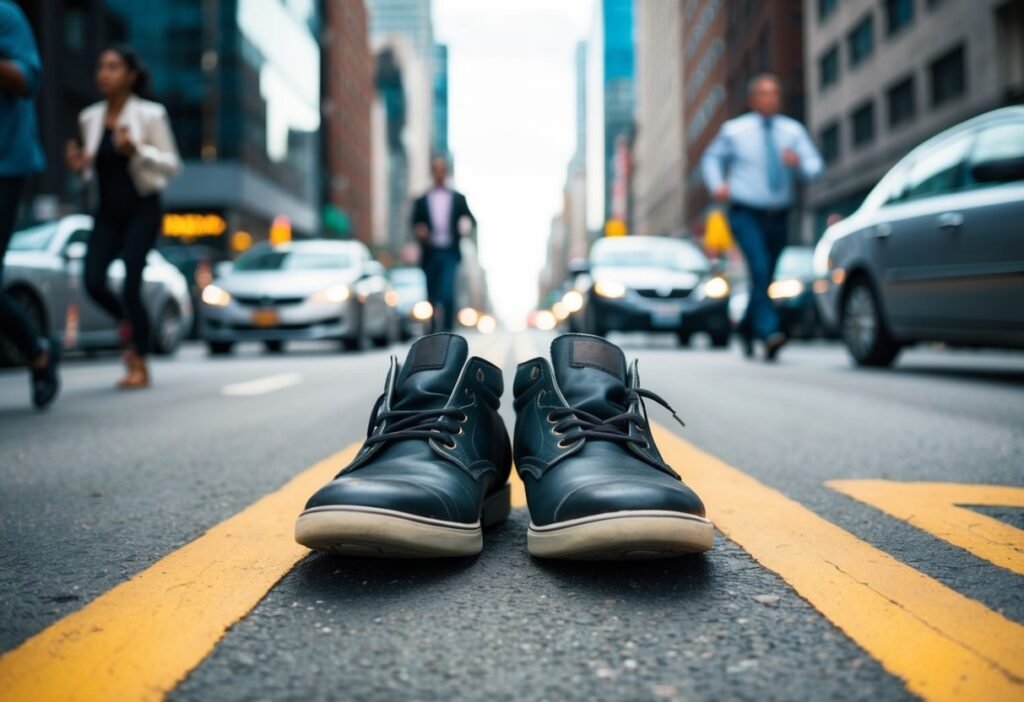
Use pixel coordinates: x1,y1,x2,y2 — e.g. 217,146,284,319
813,106,1024,366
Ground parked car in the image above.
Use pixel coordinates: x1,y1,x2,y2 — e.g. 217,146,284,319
1,214,192,366
199,239,396,354
813,106,1024,367
577,235,732,346
157,243,226,338
729,246,825,339
388,265,432,340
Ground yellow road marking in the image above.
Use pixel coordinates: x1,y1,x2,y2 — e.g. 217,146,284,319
0,443,360,702
828,480,1024,577
652,423,1024,702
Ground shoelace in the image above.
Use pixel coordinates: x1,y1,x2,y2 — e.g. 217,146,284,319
548,387,685,447
363,394,466,448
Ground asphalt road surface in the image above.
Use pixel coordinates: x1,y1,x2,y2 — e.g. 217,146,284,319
1,333,1022,702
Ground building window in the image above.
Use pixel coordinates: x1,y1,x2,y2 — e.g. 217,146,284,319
848,15,875,68
820,122,841,164
887,76,916,128
819,0,838,23
819,45,840,89
851,100,876,148
930,44,966,106
884,0,915,36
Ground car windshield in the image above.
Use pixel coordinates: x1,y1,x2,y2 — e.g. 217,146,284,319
775,248,814,278
9,222,59,252
233,246,352,271
591,239,708,272
390,268,426,288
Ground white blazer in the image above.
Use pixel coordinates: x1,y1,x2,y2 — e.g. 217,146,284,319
78,94,182,196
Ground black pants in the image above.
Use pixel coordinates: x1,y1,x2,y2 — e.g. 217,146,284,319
0,175,44,361
422,248,459,332
85,196,161,356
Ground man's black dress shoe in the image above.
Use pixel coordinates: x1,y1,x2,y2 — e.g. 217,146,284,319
513,334,712,560
295,333,512,557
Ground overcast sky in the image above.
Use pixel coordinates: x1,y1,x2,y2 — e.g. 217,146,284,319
434,0,593,326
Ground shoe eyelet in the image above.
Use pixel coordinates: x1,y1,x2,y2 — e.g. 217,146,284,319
455,426,464,436
464,388,475,399
476,368,485,382
556,437,574,449
529,366,539,380
443,439,457,449
458,412,469,424
545,412,557,424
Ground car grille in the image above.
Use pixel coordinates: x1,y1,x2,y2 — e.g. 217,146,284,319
233,295,307,307
635,288,692,299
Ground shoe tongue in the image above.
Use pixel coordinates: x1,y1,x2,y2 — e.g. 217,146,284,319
392,333,468,411
550,335,629,418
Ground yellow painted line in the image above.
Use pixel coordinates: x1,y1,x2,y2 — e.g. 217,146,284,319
0,443,360,702
828,480,1024,577
651,423,1024,702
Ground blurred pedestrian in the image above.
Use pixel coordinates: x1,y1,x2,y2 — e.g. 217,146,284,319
412,156,476,333
702,74,822,361
65,45,180,389
0,0,60,408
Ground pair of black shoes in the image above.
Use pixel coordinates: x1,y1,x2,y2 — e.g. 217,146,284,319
295,333,712,560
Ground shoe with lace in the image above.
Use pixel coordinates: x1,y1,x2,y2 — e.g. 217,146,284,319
513,334,712,560
295,333,512,557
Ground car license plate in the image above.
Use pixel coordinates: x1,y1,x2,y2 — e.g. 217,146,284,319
251,309,279,327
651,306,681,328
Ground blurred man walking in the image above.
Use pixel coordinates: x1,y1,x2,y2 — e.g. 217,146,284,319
702,74,822,361
0,0,60,408
411,156,475,333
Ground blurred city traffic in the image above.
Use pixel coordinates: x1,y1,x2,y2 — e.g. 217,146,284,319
1,1,1023,701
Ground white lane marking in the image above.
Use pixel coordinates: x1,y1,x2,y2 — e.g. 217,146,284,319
221,372,304,397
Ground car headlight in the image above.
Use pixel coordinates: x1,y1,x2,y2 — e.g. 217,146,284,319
561,289,584,312
385,290,400,307
311,284,351,304
701,276,730,299
201,284,231,307
594,280,626,299
412,300,433,320
768,278,805,299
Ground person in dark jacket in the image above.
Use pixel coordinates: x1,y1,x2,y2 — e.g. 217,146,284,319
411,156,476,333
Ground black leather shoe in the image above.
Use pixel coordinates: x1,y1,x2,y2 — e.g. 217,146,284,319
513,334,712,560
764,332,787,362
30,336,61,410
295,333,512,557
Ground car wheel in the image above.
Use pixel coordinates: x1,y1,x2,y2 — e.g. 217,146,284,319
841,278,900,367
152,303,183,356
710,331,730,349
0,287,46,367
264,340,286,353
208,341,234,356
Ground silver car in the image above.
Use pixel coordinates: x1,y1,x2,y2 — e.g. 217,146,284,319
813,106,1024,366
1,214,193,365
200,239,397,354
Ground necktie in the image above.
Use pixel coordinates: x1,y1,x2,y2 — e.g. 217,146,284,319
764,117,783,193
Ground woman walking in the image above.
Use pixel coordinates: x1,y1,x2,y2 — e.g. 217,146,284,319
66,44,180,389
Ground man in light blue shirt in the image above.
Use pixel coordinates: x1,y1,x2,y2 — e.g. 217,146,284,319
702,74,822,360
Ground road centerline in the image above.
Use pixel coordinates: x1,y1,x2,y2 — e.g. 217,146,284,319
651,423,1024,702
0,442,360,702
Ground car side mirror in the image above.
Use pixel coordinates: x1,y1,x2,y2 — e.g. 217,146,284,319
64,241,87,261
971,156,1024,184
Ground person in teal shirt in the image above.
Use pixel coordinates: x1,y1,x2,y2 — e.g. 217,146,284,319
0,0,60,408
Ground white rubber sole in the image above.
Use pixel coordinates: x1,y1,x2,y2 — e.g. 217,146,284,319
295,483,511,558
528,510,714,560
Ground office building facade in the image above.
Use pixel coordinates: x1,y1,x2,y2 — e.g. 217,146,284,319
633,0,686,237
803,0,1024,238
322,0,374,244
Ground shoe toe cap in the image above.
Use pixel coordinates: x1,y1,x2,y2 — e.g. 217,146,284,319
553,478,706,523
304,477,458,523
